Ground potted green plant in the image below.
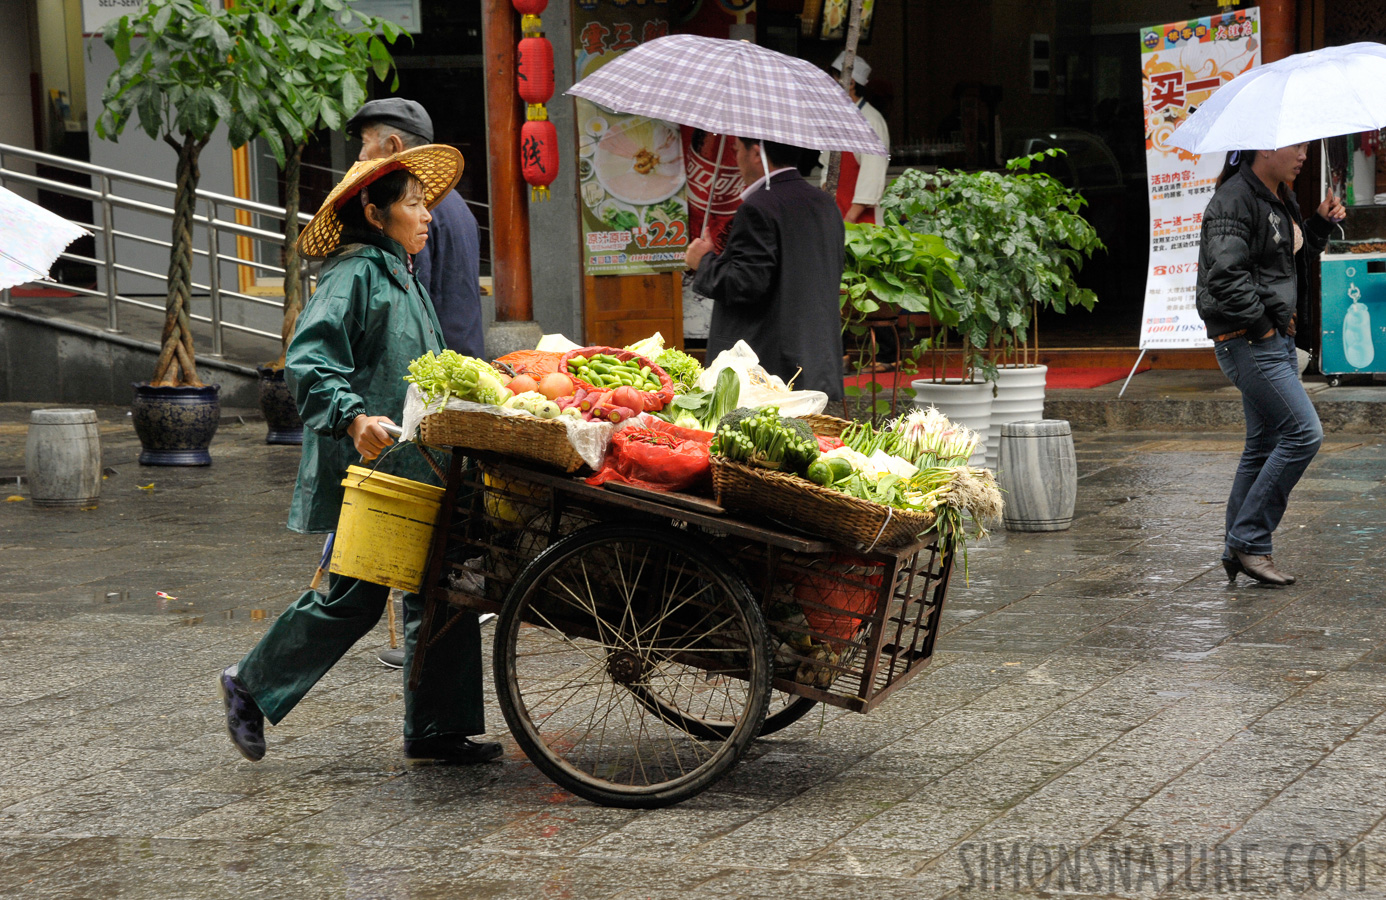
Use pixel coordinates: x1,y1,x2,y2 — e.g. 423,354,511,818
839,220,961,424
880,149,1103,466
96,0,264,465
241,0,402,444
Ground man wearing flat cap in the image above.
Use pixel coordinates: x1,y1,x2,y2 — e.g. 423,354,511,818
347,98,484,359
346,99,485,671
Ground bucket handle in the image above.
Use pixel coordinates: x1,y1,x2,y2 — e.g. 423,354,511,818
354,422,408,485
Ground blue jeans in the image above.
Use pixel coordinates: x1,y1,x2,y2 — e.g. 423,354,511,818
1213,331,1323,558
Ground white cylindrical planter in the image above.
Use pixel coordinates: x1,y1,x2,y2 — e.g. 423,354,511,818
910,379,993,467
998,419,1076,532
25,409,102,508
986,364,1048,470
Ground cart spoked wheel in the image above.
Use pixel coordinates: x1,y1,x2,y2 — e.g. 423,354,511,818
629,685,818,740
494,523,772,808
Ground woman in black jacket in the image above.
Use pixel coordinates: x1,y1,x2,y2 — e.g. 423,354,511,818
1195,145,1345,586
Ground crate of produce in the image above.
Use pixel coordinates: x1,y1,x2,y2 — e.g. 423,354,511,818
420,408,588,473
710,456,936,551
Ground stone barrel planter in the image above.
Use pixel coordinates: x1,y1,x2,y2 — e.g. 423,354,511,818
25,408,102,508
997,419,1076,532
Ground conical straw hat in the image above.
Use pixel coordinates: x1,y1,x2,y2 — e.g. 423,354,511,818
298,144,463,260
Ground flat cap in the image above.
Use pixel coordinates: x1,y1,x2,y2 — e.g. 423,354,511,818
345,98,434,143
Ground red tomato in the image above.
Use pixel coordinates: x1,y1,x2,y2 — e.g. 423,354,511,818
538,372,575,400
611,385,645,413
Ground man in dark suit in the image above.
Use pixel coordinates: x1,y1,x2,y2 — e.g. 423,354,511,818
347,98,485,359
685,137,845,400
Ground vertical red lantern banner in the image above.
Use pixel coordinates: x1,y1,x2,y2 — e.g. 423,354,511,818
513,0,556,200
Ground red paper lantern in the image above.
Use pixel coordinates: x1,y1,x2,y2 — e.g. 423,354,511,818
521,119,559,201
517,36,555,106
512,0,547,14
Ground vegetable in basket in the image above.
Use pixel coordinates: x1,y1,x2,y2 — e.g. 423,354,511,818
655,348,703,393
711,406,820,474
406,350,511,406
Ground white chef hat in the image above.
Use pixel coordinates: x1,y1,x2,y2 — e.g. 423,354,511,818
831,51,871,86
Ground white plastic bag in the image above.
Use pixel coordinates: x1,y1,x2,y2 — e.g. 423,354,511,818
696,340,829,417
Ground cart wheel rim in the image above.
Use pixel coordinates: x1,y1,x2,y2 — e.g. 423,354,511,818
494,523,772,807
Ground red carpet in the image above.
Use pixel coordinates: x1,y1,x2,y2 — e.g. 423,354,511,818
9,287,80,298
845,365,1151,391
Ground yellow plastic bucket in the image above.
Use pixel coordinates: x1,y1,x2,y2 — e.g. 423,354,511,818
329,465,446,592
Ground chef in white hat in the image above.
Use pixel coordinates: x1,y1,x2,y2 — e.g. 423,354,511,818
820,52,890,224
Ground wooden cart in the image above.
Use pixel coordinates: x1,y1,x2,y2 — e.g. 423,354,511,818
410,448,955,808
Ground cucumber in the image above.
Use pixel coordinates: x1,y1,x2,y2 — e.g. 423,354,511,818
806,459,834,486
826,457,854,482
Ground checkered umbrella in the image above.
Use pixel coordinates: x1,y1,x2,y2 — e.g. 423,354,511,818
567,35,887,157
0,186,89,292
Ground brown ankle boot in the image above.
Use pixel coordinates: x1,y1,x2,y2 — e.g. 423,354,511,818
1233,550,1295,586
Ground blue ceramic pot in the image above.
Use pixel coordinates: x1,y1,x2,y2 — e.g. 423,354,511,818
131,383,221,466
256,365,303,445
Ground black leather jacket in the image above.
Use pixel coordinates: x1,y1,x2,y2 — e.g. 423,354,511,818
1195,161,1333,341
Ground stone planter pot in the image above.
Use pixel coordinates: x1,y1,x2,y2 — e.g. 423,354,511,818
909,378,993,467
131,383,220,466
985,364,1048,470
25,408,102,508
257,365,303,445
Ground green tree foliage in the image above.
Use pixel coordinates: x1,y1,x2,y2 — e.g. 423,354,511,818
239,0,402,365
95,0,266,386
880,150,1105,379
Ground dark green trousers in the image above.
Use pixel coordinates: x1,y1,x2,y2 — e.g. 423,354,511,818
237,573,484,740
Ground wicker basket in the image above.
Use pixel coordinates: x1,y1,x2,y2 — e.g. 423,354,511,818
710,457,936,551
798,413,852,438
420,408,586,473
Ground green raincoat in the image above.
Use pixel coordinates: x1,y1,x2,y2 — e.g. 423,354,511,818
285,232,446,534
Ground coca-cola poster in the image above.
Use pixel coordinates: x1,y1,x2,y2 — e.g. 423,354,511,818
574,2,690,277
683,128,743,255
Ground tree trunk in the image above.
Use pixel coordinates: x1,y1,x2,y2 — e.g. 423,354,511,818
152,133,207,387
276,140,305,369
822,0,866,198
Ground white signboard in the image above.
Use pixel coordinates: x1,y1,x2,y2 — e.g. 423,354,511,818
85,1,417,37
340,0,422,34
1137,8,1261,350
82,0,147,36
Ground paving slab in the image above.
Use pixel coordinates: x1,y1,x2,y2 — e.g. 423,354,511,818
1,403,1385,898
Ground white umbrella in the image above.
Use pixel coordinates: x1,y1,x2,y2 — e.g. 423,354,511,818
0,185,90,291
1171,42,1386,153
567,35,887,157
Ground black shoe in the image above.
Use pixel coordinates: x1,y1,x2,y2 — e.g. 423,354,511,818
377,647,405,669
219,665,266,762
404,734,503,765
1222,557,1242,582
1233,549,1296,586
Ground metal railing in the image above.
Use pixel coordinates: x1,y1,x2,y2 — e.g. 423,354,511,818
0,141,313,359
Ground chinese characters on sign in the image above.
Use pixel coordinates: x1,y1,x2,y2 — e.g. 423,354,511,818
1137,8,1260,349
574,0,689,277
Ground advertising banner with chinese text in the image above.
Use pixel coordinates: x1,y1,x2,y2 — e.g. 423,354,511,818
1138,8,1260,349
574,2,689,277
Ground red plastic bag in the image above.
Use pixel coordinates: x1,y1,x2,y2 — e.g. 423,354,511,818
496,349,563,378
585,417,712,493
792,554,884,645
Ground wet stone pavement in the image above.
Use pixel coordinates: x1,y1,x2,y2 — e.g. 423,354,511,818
2,402,1386,899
